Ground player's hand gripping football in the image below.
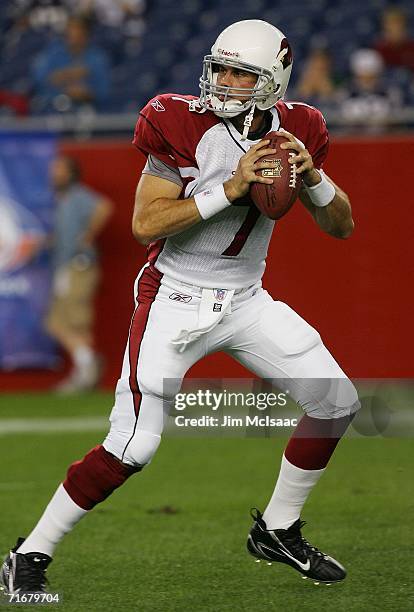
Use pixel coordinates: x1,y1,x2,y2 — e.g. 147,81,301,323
275,129,321,187
223,140,278,202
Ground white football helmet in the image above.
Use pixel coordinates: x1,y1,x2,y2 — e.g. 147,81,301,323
198,20,293,120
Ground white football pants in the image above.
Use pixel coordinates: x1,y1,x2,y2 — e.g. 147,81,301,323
103,266,359,468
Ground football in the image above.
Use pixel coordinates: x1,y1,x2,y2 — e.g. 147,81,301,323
250,131,302,220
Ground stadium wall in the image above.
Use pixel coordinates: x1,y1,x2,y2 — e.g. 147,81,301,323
1,135,411,390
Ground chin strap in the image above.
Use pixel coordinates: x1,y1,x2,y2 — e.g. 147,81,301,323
241,102,256,140
189,99,206,113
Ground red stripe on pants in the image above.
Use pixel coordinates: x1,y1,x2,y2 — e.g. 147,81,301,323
63,265,163,510
128,265,163,417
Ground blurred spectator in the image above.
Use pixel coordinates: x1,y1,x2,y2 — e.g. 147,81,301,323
0,2,68,111
45,155,113,392
339,49,403,129
294,48,341,111
76,0,146,28
6,0,69,34
375,7,414,72
31,15,111,113
0,90,29,116
76,0,147,60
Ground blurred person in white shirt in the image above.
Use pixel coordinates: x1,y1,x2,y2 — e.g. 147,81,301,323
340,48,402,129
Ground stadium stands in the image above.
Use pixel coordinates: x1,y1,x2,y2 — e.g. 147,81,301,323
0,0,413,122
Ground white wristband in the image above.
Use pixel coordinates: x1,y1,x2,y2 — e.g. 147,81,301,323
305,170,336,208
194,184,232,220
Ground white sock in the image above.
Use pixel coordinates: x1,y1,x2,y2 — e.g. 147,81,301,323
262,455,325,530
73,345,95,371
17,485,88,557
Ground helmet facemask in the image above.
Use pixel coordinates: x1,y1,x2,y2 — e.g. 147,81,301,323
199,56,277,118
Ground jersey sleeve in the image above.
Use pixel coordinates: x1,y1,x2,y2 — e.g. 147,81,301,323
132,97,179,168
142,154,183,187
306,108,329,170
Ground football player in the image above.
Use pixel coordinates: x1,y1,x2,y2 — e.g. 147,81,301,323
2,20,359,592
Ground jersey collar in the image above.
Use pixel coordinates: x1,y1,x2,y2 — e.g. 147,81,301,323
224,107,280,144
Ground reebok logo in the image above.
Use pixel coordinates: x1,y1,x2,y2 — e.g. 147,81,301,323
151,99,166,112
217,48,240,58
169,292,192,303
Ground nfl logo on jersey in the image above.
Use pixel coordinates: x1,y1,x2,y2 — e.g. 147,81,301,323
214,289,227,301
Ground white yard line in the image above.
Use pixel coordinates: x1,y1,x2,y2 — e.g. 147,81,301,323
0,417,108,435
0,482,47,490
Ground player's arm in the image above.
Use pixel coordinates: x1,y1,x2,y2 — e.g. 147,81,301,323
132,174,201,245
132,142,276,246
276,129,354,239
298,172,354,239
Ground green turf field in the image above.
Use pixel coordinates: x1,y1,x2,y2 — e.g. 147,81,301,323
0,393,413,611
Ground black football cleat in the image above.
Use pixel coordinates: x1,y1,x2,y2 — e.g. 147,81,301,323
247,509,346,584
1,538,51,594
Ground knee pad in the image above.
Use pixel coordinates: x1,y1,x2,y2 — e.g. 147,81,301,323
301,377,360,419
121,429,161,468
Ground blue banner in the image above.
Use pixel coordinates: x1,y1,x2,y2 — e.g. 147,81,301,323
0,133,57,369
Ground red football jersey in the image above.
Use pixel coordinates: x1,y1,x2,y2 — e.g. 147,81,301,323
133,94,329,289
